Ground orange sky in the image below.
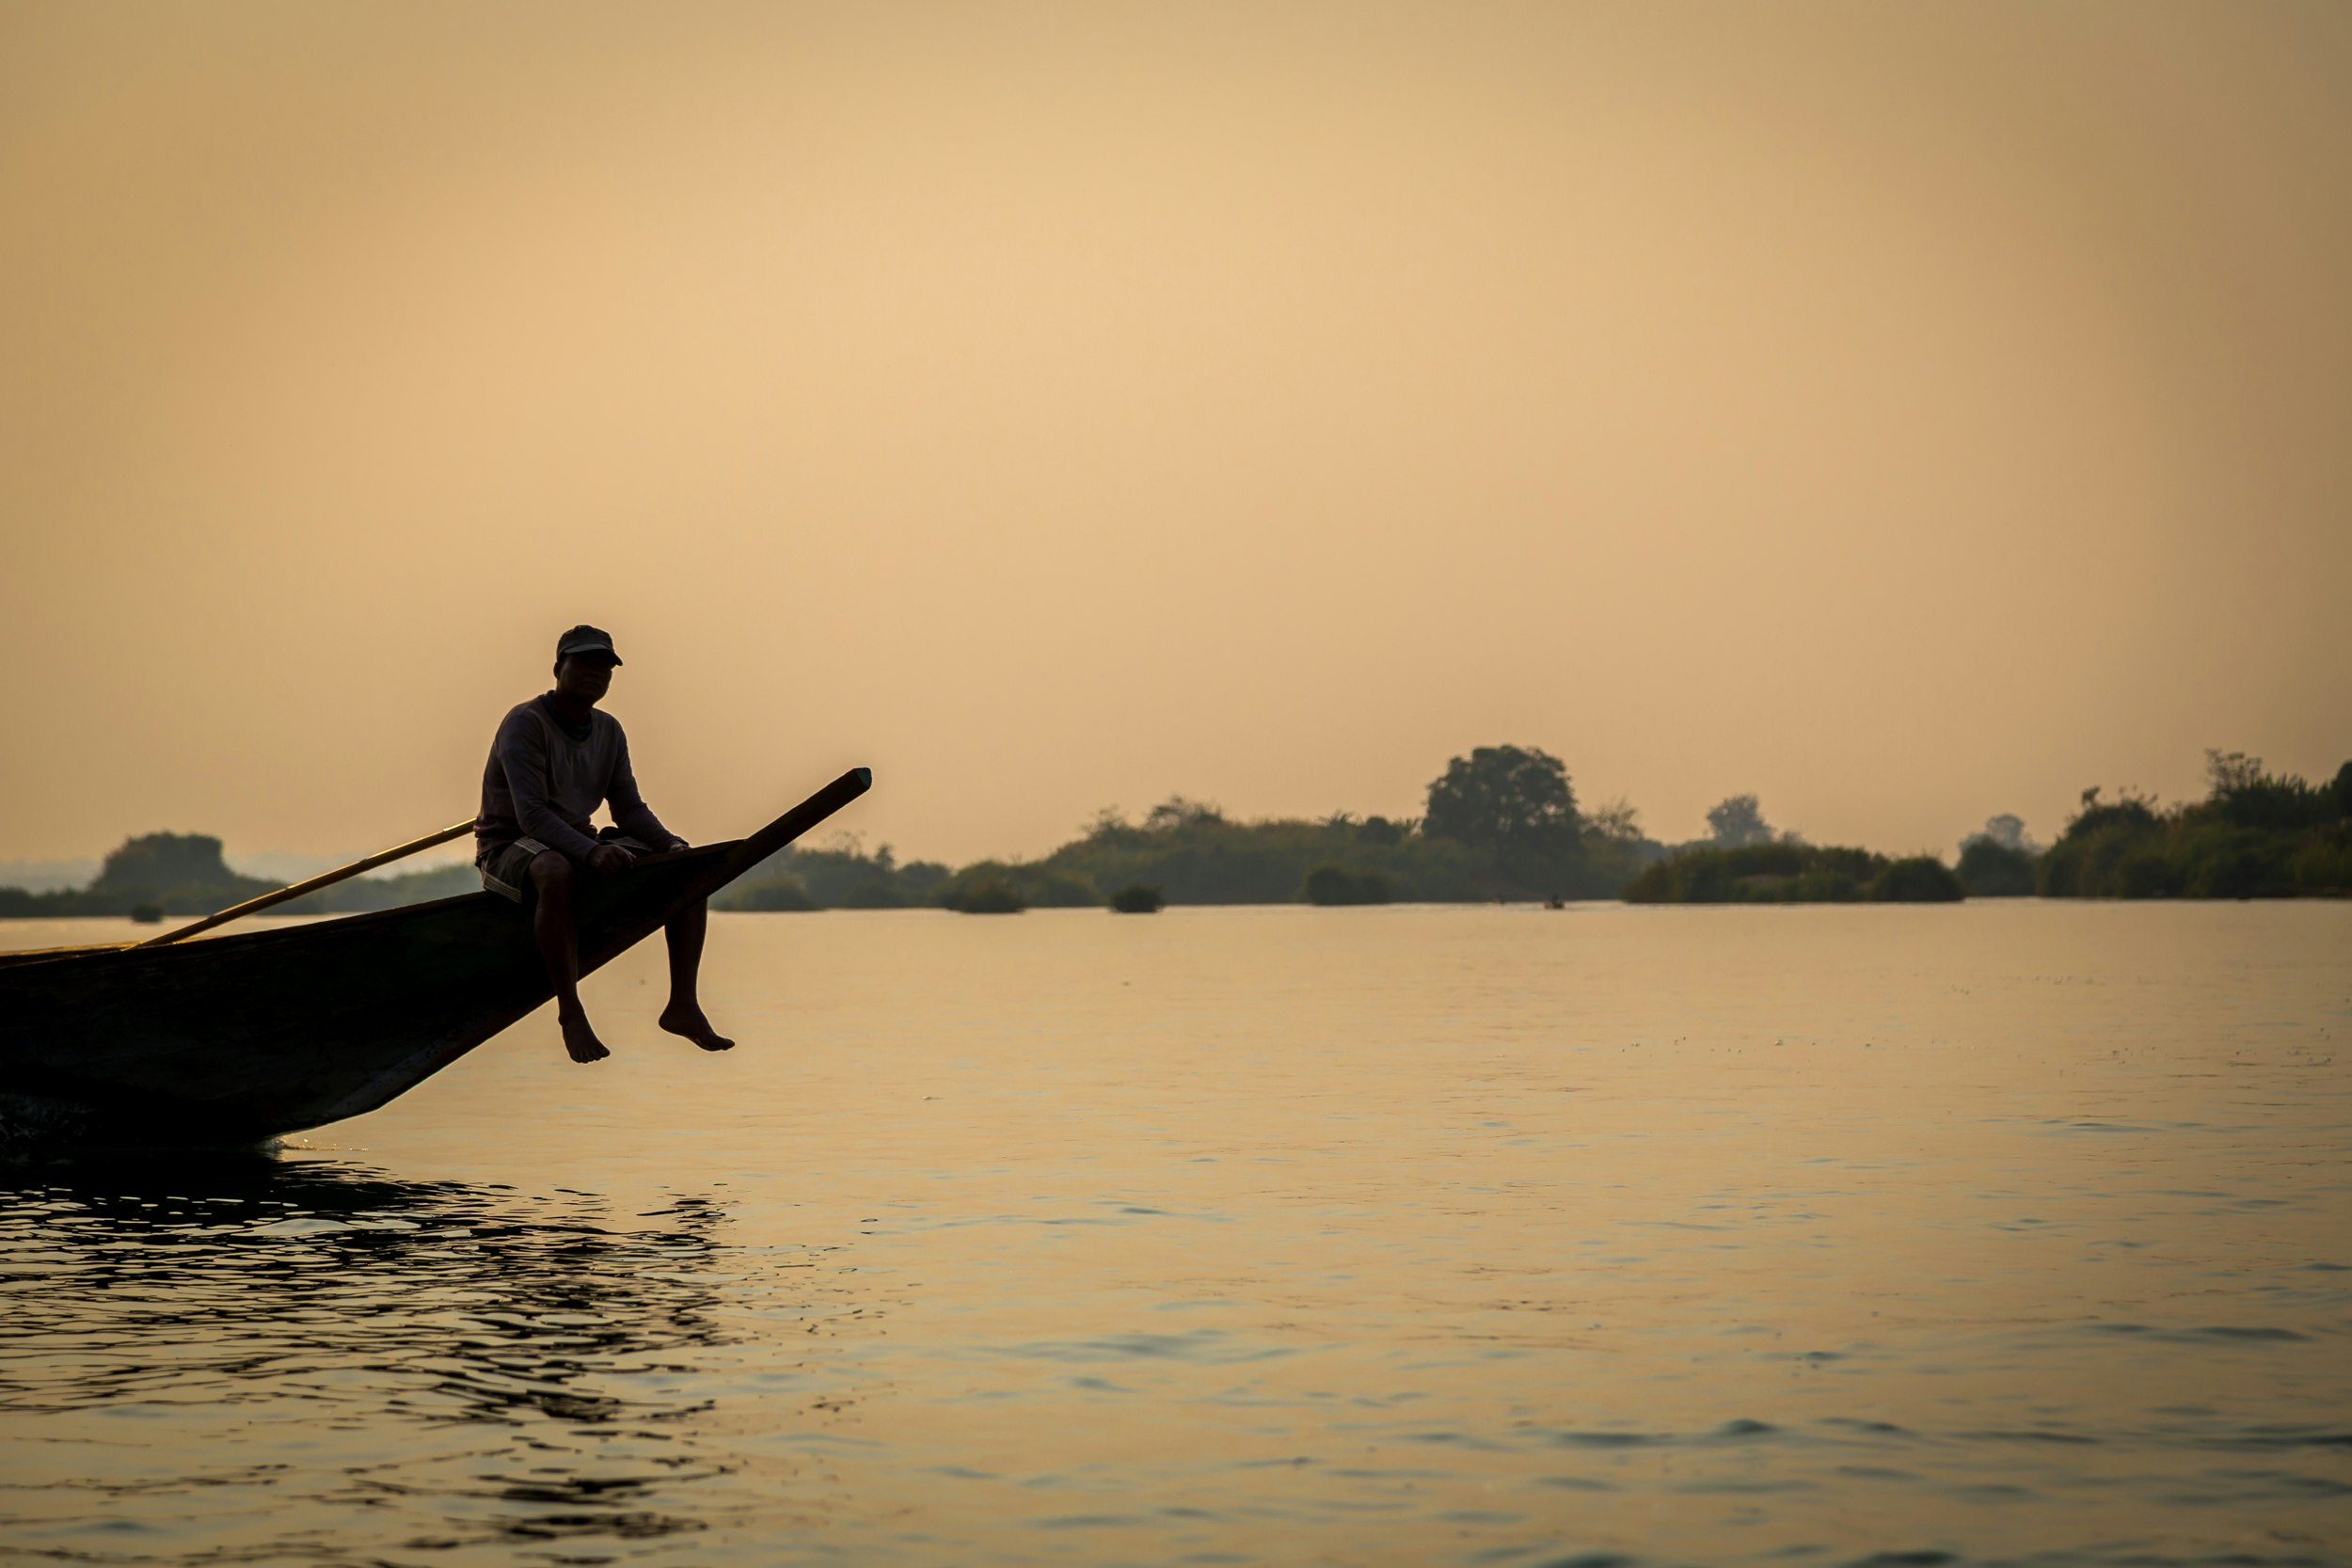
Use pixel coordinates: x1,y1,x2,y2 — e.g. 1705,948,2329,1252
3,1,2347,869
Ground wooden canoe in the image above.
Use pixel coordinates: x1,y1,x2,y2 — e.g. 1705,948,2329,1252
0,767,869,1149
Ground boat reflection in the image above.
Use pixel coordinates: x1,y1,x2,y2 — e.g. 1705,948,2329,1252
0,1152,767,1558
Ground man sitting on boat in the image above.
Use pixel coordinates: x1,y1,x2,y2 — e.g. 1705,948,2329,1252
475,625,733,1064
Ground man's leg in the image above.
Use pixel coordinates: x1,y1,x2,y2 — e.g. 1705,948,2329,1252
657,897,735,1052
529,852,610,1064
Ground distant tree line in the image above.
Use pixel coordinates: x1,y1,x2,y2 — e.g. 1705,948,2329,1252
719,839,953,911
1624,751,2351,905
715,744,1670,912
10,746,2347,924
0,831,479,921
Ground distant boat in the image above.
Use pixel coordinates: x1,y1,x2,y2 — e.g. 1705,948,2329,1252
0,768,869,1148
128,903,164,925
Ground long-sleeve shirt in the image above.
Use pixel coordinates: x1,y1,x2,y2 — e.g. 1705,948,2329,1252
475,695,675,865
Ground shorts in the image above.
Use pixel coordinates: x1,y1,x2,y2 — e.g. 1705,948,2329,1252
479,829,653,904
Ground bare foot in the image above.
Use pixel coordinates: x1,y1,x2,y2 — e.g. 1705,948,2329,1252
560,1012,612,1064
659,1002,735,1052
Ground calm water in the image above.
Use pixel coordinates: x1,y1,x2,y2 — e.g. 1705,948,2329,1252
2,903,2347,1566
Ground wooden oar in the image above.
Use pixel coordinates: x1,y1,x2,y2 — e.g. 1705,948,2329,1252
138,820,476,948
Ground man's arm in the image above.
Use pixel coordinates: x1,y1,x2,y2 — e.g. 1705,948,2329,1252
607,729,685,851
501,712,605,862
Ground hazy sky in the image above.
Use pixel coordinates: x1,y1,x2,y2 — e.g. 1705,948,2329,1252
4,1,2347,870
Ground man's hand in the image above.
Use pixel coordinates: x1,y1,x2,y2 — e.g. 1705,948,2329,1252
662,836,690,853
586,842,637,876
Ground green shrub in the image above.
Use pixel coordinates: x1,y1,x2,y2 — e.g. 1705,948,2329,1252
2289,827,2352,893
1302,865,1391,905
1015,868,1098,907
2107,848,2184,898
933,861,1096,911
722,875,818,911
2034,838,2089,895
2195,751,2340,832
1625,843,1883,903
1868,857,1964,902
1779,869,1864,901
2038,815,2165,896
2177,827,2294,898
2068,795,2162,839
1956,839,2037,896
1042,807,1520,903
2040,764,2351,898
734,843,949,908
949,879,1025,914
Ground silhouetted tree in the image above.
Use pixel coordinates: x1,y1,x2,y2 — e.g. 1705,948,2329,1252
1956,838,2037,896
1584,798,1644,844
1424,745,1581,890
1868,856,1965,902
2204,749,2265,796
1706,794,1774,847
1966,814,2035,854
1956,814,2041,895
92,832,246,896
1145,797,1226,831
950,879,1025,913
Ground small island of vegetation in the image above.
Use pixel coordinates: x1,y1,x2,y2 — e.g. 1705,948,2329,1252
2035,752,2352,898
946,879,1026,914
0,832,275,920
1625,844,1963,904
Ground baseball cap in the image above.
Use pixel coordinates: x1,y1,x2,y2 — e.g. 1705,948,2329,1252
555,625,623,665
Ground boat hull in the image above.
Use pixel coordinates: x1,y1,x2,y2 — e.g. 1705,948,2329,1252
0,768,869,1148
